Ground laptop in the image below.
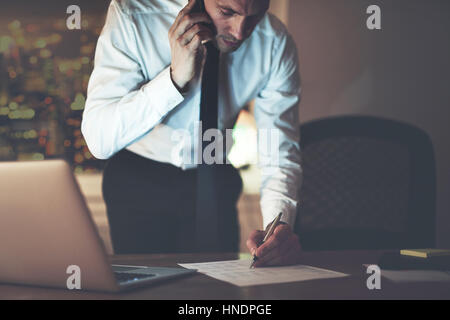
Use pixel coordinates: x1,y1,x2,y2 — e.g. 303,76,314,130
0,160,196,292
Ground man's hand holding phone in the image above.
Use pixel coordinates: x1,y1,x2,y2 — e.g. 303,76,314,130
169,0,214,93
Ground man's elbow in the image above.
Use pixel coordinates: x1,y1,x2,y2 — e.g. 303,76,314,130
87,147,112,161
81,118,113,160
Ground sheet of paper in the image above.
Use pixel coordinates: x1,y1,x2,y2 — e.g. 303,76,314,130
381,269,450,283
179,259,349,287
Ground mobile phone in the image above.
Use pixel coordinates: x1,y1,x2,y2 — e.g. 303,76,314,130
192,0,206,14
191,0,216,37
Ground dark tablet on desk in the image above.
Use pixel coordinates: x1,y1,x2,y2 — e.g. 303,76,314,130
378,252,450,271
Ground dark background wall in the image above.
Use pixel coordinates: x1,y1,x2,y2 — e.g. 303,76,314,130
288,0,450,246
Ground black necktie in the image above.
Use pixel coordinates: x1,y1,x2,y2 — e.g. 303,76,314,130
195,42,220,252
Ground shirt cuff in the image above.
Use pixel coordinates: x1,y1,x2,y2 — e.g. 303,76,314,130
141,66,185,117
261,200,297,230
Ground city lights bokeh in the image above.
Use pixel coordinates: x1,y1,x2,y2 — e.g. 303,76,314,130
0,13,105,173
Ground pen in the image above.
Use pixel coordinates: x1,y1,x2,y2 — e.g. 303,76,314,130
250,212,283,269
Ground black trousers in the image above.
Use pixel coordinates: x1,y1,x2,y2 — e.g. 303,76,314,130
102,149,242,254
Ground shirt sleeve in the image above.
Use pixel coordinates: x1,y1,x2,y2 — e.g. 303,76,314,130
253,32,303,230
81,1,184,160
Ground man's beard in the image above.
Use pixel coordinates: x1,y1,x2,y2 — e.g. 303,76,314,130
216,35,242,53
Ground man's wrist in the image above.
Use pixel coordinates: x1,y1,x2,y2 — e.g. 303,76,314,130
170,67,189,95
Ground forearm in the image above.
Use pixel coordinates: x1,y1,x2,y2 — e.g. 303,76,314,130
260,160,302,230
82,66,184,159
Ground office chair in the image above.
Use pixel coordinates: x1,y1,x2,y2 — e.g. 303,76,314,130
295,116,436,250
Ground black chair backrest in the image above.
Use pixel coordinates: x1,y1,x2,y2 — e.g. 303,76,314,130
295,116,436,250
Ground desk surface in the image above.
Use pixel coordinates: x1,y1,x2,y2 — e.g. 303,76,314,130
1,250,449,299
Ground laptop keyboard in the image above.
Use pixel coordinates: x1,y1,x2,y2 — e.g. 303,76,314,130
114,272,156,283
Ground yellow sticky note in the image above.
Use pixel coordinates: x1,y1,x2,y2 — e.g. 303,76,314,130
400,249,450,258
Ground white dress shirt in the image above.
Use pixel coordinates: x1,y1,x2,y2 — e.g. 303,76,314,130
82,0,302,229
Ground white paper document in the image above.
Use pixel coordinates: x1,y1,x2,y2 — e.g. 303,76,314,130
179,259,349,287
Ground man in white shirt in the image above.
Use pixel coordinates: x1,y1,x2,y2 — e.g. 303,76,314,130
82,0,302,266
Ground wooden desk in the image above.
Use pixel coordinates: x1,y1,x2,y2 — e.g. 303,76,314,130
1,251,449,299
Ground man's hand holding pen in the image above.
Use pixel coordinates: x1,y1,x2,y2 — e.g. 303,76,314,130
246,215,302,268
